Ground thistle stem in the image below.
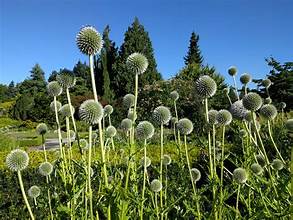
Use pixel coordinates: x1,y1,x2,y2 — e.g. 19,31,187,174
41,134,47,162
267,121,285,163
98,120,108,187
160,123,164,210
220,126,226,219
132,74,139,144
88,126,94,220
46,176,53,220
89,54,98,102
236,184,241,219
205,98,213,178
140,139,147,220
233,76,239,100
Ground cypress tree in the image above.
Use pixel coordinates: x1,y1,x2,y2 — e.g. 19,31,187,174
184,32,203,66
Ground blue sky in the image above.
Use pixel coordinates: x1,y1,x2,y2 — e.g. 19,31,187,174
0,0,292,86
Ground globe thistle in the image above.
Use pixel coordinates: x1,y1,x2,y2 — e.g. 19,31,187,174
195,75,217,98
229,100,248,120
79,99,103,124
36,123,48,135
262,79,271,88
170,117,178,125
47,81,62,97
208,110,218,125
28,185,41,199
223,87,230,95
136,121,155,140
244,112,254,122
140,156,151,168
6,149,29,172
228,66,237,76
127,109,137,121
162,154,172,166
177,118,193,135
121,118,132,131
272,159,284,170
233,168,247,184
260,104,278,120
256,154,266,167
105,126,117,138
216,110,232,126
191,168,201,182
80,139,89,150
153,106,171,125
285,119,293,132
170,90,179,101
76,25,103,55
39,162,53,176
104,105,113,117
50,101,62,112
123,94,135,109
242,92,263,111
264,97,272,104
126,52,148,74
239,129,247,138
56,73,76,89
240,73,251,85
280,102,286,109
150,179,162,193
251,163,263,175
60,104,75,118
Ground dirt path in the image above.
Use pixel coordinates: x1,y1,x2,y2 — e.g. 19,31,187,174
29,138,73,151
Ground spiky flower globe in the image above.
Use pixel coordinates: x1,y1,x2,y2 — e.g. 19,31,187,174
47,81,62,97
140,156,151,168
260,104,278,120
285,119,293,132
239,129,247,138
121,118,132,131
171,117,178,125
170,90,179,101
233,168,247,184
123,94,135,109
262,79,272,88
36,123,48,135
272,159,284,170
195,75,217,98
127,109,137,121
223,87,230,95
126,52,148,74
191,168,201,182
76,26,103,55
104,105,113,117
280,102,286,109
80,139,89,150
153,106,171,125
242,92,263,111
28,185,41,199
229,100,248,120
60,104,75,118
256,154,266,167
50,101,62,112
228,66,237,76
162,154,172,166
240,73,251,85
56,73,76,89
177,118,193,135
150,179,162,193
216,110,232,126
6,149,29,172
39,162,53,176
105,126,117,138
136,121,155,140
208,110,218,125
79,99,103,124
251,163,263,175
264,97,272,104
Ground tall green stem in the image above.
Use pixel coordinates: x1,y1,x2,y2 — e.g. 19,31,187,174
219,126,226,219
88,126,93,220
131,74,139,144
41,134,47,162
46,176,53,220
233,76,239,100
98,121,108,187
160,123,164,210
205,99,213,178
140,140,147,220
89,55,98,102
174,101,181,145
236,184,241,219
267,121,285,163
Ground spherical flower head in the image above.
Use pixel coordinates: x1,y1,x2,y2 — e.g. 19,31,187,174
280,102,286,109
60,104,75,118
264,97,272,104
127,109,137,121
208,110,218,125
240,73,251,85
76,25,103,55
256,154,266,167
177,118,193,135
6,149,29,172
105,126,117,138
50,101,62,112
195,75,217,98
28,185,41,199
39,162,53,176
233,168,247,184
153,106,171,125
272,159,284,170
80,139,89,150
47,81,62,97
285,119,293,132
170,90,179,101
242,92,263,111
150,179,162,193
170,117,178,125
244,112,254,123
260,104,278,121
79,99,103,124
136,121,155,140
121,118,132,131
104,105,113,117
126,52,148,74
123,94,135,109
140,156,151,168
223,87,230,95
262,79,271,88
216,110,232,126
191,168,201,182
36,123,48,135
229,100,248,120
228,66,237,76
251,163,263,175
239,129,247,138
162,154,172,166
56,73,76,89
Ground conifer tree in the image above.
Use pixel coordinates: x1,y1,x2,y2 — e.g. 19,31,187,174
184,32,203,66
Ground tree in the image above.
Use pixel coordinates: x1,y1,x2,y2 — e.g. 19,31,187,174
184,32,203,66
101,49,115,101
48,70,59,82
30,63,45,81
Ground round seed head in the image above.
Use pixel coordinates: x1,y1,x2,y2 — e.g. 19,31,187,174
264,97,272,104
6,149,29,172
272,159,284,170
153,106,171,125
170,90,179,101
60,104,75,118
240,73,251,85
228,66,237,76
208,110,218,125
140,156,151,168
280,102,286,109
177,118,193,135
229,100,248,120
39,162,53,176
195,75,217,98
121,118,132,131
104,105,113,117
50,101,62,112
285,119,293,132
233,168,247,184
171,117,178,125
127,109,137,121
136,121,155,140
76,25,103,55
162,154,172,166
150,179,162,193
260,104,278,120
223,87,230,95
191,168,201,182
251,163,263,175
256,154,266,167
123,94,135,109
28,185,41,199
79,99,103,124
80,139,88,150
216,110,232,126
262,79,271,88
239,129,247,138
36,123,48,135
105,126,117,138
56,73,76,89
242,92,263,111
47,81,62,97
126,52,148,74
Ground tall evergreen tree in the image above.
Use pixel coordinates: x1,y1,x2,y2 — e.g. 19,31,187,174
184,32,203,66
30,63,46,81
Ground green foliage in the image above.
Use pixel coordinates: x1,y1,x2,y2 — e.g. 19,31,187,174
184,31,203,66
